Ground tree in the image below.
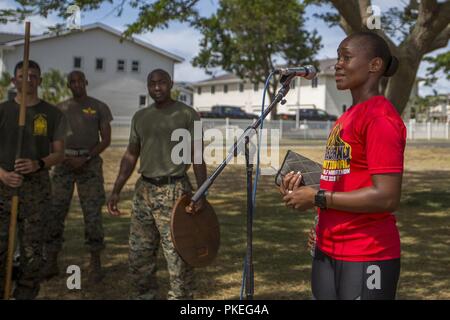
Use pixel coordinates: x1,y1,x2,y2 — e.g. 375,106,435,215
192,0,322,118
423,51,450,86
171,88,181,101
0,69,68,104
2,0,448,115
40,69,71,105
410,93,449,121
0,72,12,102
0,0,321,118
305,0,450,114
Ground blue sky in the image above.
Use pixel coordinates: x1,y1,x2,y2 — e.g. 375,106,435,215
1,0,448,96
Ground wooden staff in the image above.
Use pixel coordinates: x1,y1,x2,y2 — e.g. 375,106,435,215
3,21,31,300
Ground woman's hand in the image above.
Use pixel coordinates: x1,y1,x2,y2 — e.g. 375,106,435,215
279,171,303,196
279,171,315,211
282,186,316,211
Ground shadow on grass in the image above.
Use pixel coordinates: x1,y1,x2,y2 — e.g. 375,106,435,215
395,170,450,299
38,164,450,300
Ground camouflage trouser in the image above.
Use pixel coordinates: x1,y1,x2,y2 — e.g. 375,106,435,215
45,156,105,254
0,171,50,299
129,176,195,300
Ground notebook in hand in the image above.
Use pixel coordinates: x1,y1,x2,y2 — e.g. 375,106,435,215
275,150,322,187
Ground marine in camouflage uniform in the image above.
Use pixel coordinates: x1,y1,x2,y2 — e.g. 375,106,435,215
0,60,67,299
0,172,50,299
129,177,195,299
46,156,106,253
108,69,207,300
42,71,113,283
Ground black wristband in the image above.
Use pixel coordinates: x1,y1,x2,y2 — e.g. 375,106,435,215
314,189,327,209
38,159,45,171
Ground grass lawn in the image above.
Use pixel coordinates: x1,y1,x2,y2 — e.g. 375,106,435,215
38,142,450,299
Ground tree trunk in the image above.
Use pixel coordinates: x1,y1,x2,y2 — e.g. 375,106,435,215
330,0,450,118
385,50,421,116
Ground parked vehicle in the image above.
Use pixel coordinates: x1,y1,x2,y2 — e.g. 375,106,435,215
279,108,338,121
198,105,258,119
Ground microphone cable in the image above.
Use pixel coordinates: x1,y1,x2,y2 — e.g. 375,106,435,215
240,71,275,299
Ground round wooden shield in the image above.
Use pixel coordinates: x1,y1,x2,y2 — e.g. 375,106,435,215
171,194,220,267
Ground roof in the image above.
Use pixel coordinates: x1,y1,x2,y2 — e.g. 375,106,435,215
194,73,246,86
0,32,25,45
318,58,338,75
174,82,194,91
193,58,338,86
2,23,184,63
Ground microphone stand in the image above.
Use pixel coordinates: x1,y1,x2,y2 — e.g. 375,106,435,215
244,135,254,299
191,73,296,300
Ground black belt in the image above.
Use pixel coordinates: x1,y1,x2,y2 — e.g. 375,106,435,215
65,149,90,157
142,175,185,186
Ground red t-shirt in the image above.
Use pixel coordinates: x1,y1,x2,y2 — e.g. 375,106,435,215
316,96,406,262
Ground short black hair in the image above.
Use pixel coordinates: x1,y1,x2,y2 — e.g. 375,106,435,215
14,60,41,77
348,32,399,77
147,69,172,82
67,70,86,82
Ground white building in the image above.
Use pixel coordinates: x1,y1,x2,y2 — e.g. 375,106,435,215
192,59,352,118
0,23,183,117
174,81,194,107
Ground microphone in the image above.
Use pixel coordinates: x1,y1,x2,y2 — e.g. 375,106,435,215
274,65,317,80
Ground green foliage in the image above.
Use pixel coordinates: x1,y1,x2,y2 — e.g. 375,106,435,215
40,69,71,105
380,5,419,42
123,0,200,38
187,0,322,117
307,0,422,43
192,0,321,82
171,88,181,100
410,93,449,119
0,0,111,22
3,0,448,115
424,51,450,86
0,72,12,101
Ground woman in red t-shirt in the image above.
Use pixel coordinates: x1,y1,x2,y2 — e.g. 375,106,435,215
280,32,406,300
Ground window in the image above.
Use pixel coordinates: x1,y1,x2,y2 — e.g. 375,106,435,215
197,87,202,95
117,59,125,72
139,95,146,106
95,58,104,71
131,60,140,72
73,57,82,69
239,83,244,92
312,77,318,88
253,83,258,92
211,85,215,94
180,94,187,102
224,84,228,94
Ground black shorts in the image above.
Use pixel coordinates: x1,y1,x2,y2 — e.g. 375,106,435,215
311,248,400,300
